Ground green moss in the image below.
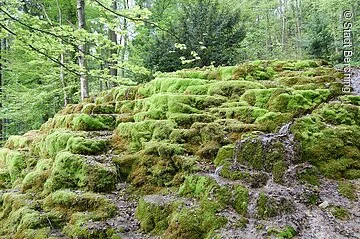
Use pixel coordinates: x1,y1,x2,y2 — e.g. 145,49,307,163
150,120,177,141
195,141,220,160
79,160,117,192
191,122,225,144
240,88,279,107
234,216,249,229
218,66,237,80
117,100,135,114
314,103,360,126
81,103,96,114
277,226,297,239
256,193,293,219
207,81,265,98
72,114,116,131
172,155,199,173
255,112,293,132
293,114,360,172
231,61,276,81
21,158,52,192
319,157,359,179
220,162,269,188
168,113,216,128
138,77,207,97
266,89,331,114
135,196,176,234
169,129,198,144
92,104,115,114
330,206,350,220
166,95,226,114
164,207,203,239
63,220,119,239
95,93,114,105
143,141,184,158
66,136,107,155
232,185,249,216
298,168,319,186
15,228,51,239
112,154,138,181
178,175,217,198
0,193,48,237
113,86,139,101
43,190,116,221
340,95,360,106
272,160,286,184
214,145,234,167
150,157,178,186
164,199,227,239
116,120,177,151
184,84,209,95
44,152,84,191
236,135,285,172
338,181,356,200
44,151,116,192
48,114,75,130
0,169,10,189
125,152,179,187
213,106,269,124
2,150,27,184
4,134,34,150
40,130,81,158
116,121,153,151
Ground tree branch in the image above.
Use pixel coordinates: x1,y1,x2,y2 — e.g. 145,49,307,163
0,7,110,63
91,0,181,42
0,22,81,77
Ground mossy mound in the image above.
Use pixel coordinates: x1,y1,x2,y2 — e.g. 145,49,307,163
0,60,359,238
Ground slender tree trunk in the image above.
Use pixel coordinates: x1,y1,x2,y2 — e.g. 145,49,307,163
280,0,287,51
0,38,3,141
77,0,89,100
109,0,118,87
119,0,129,79
56,0,68,106
0,38,7,140
100,63,104,92
266,11,272,53
296,0,302,48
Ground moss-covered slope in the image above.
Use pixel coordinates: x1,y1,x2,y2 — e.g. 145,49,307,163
0,60,359,239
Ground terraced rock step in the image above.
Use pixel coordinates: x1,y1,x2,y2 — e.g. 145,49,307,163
0,60,359,238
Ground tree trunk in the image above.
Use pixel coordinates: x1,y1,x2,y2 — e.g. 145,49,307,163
109,0,118,87
77,0,89,100
0,38,4,141
280,0,287,51
0,38,7,141
119,0,129,79
56,0,68,106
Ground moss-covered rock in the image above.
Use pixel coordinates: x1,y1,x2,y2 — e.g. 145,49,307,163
256,193,293,219
232,185,249,216
214,144,234,167
66,136,107,155
44,152,116,192
0,60,358,238
164,199,227,239
72,114,116,131
338,181,357,200
0,149,27,185
43,190,116,221
135,195,177,234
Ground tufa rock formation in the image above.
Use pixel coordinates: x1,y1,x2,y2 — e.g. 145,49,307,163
0,60,359,239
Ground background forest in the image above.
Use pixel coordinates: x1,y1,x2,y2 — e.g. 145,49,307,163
0,0,359,141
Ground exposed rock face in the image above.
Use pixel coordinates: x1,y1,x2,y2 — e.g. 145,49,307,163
0,60,359,239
